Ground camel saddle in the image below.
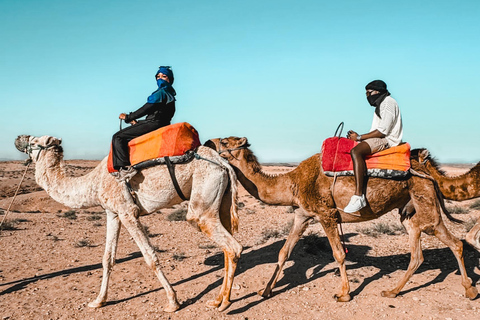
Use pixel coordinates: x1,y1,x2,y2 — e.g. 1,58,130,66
321,137,411,178
107,122,201,173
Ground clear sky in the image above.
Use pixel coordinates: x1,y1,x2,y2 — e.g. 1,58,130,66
1,0,479,163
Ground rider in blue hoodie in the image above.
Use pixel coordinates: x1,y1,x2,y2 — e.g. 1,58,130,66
111,66,176,181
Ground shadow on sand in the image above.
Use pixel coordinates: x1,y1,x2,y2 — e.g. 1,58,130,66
1,233,479,312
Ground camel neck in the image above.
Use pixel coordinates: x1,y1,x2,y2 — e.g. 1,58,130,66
231,152,295,206
426,161,480,201
35,151,101,208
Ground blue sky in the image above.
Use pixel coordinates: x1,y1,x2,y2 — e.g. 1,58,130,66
1,0,479,163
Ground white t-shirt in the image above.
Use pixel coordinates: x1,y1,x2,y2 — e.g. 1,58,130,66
370,96,403,147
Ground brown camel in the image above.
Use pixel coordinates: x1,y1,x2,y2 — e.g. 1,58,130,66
14,135,242,312
205,137,478,302
412,148,480,251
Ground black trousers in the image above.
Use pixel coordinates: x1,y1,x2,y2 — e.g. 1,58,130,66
111,120,169,169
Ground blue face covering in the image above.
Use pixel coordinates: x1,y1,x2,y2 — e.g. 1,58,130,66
155,66,174,84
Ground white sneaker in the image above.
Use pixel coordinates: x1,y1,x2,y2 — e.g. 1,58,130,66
343,195,366,213
114,166,137,182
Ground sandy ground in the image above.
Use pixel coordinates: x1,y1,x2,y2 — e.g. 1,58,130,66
1,160,480,320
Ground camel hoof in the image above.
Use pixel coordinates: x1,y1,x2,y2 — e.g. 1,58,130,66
163,301,180,313
206,299,222,309
258,288,272,298
217,301,232,312
466,286,478,300
334,294,351,302
88,300,106,308
381,290,398,298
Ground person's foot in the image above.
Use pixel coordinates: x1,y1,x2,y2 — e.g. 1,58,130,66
113,166,137,182
343,194,366,213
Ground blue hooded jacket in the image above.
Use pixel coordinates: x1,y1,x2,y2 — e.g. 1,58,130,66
124,67,176,124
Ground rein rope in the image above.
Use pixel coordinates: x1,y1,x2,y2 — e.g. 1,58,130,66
328,122,349,254
0,161,31,236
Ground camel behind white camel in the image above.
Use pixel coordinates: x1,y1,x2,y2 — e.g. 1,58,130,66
14,134,242,312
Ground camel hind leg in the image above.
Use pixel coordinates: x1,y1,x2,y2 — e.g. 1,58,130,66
188,170,242,312
381,218,423,298
258,209,312,298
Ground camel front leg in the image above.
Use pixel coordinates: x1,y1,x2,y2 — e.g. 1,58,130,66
434,220,478,299
319,210,351,302
259,210,312,298
381,218,423,298
89,210,121,308
118,212,180,312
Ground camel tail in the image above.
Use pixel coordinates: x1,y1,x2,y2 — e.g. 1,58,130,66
220,160,239,233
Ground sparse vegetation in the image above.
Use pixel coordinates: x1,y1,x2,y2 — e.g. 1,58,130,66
447,205,469,215
357,222,406,237
166,207,187,221
0,218,26,230
464,218,478,232
470,200,480,210
172,252,187,261
86,214,102,221
58,210,77,220
199,243,217,250
74,239,96,248
257,219,293,244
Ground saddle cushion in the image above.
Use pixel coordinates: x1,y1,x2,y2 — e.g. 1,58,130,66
107,122,201,173
321,137,410,177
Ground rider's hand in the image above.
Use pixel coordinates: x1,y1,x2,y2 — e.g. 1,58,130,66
119,113,127,120
129,120,138,125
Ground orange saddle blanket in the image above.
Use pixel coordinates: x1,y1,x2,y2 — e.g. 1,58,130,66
107,122,201,173
321,137,411,177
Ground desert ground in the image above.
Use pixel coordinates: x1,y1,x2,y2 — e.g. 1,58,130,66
1,160,479,320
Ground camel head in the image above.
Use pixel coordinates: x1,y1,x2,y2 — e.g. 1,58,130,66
204,137,250,161
15,135,63,162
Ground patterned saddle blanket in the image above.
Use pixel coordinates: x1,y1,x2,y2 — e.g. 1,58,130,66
321,137,411,178
107,122,201,173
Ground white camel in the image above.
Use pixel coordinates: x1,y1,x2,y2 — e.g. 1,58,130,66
14,134,242,312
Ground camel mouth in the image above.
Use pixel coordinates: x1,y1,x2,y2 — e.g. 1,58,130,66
15,135,31,153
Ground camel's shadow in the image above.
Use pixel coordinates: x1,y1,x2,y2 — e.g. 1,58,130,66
1,234,479,311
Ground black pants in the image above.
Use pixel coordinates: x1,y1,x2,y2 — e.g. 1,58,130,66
112,120,169,169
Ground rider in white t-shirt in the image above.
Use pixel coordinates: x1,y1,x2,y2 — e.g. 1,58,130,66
344,80,403,213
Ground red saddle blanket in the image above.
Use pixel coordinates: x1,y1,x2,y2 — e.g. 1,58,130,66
107,122,201,173
321,137,410,173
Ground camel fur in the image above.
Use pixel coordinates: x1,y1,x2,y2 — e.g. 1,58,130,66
412,148,480,251
14,135,242,312
206,137,478,302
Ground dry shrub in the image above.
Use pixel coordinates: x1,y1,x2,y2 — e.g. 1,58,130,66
74,239,96,248
464,218,478,233
258,219,293,244
447,205,470,215
470,200,480,210
357,222,406,238
0,218,26,230
58,210,77,220
167,207,187,221
172,252,187,261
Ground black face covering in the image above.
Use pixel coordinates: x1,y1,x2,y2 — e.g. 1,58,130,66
367,93,382,106
367,91,390,117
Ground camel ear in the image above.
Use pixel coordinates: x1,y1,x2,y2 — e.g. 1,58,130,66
238,137,248,147
46,136,62,147
419,149,430,162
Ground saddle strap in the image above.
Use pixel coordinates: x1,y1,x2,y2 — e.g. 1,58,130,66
164,156,187,201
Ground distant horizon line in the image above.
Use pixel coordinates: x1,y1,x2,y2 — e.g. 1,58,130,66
1,158,477,167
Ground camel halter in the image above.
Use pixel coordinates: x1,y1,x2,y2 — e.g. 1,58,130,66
217,140,249,160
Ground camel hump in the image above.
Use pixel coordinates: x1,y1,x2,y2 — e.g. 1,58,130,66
107,122,201,173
